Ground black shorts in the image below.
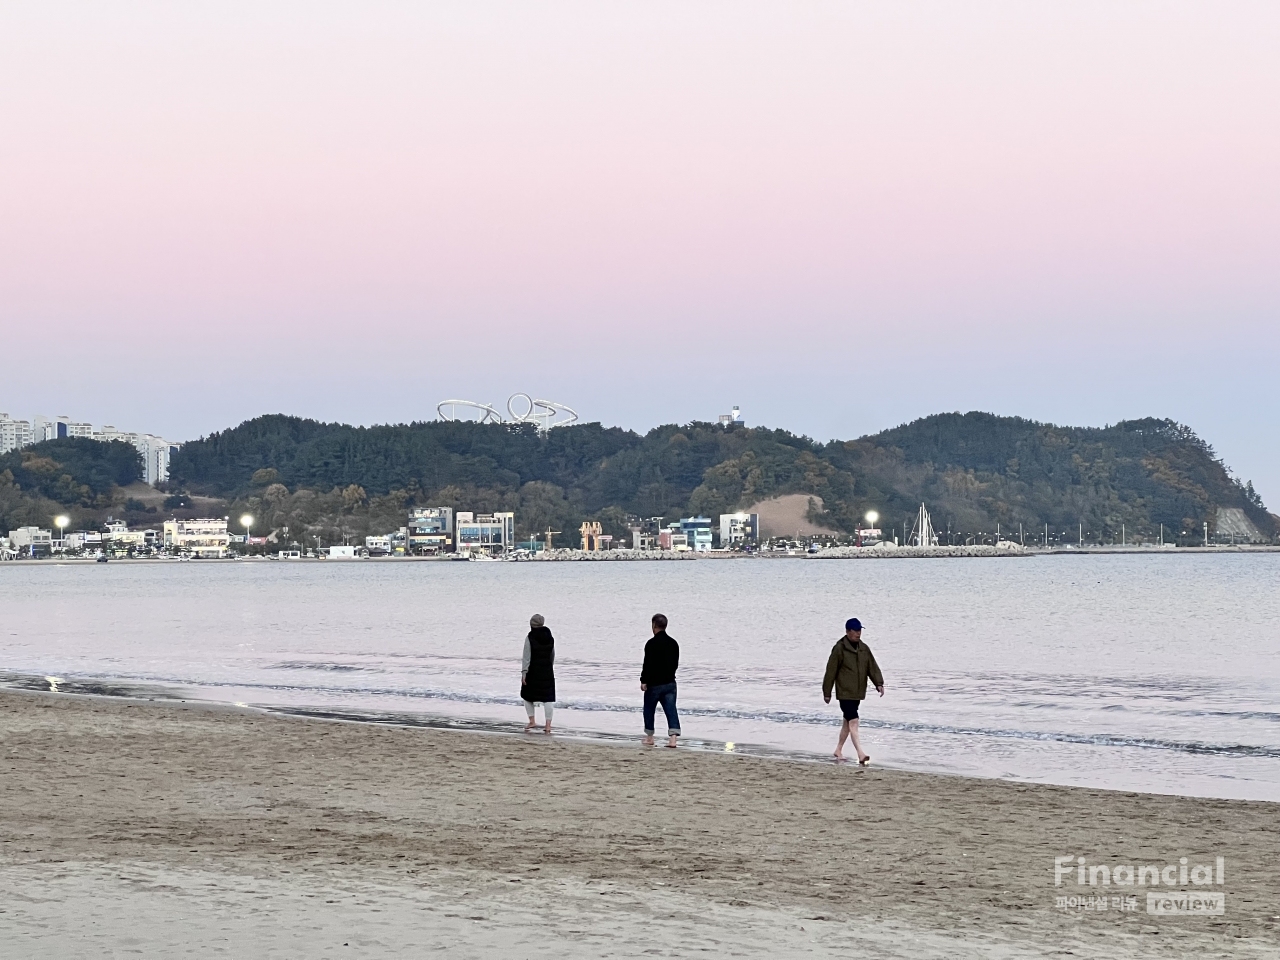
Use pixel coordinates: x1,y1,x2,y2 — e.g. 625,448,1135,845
839,699,861,720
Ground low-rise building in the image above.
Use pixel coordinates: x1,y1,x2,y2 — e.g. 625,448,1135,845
407,507,454,554
679,516,714,552
163,518,230,558
659,527,689,551
365,535,393,556
629,516,663,551
64,530,103,553
456,511,515,555
8,527,52,556
719,512,759,547
104,520,150,551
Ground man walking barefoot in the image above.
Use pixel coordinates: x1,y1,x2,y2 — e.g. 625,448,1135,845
641,614,681,748
822,618,884,765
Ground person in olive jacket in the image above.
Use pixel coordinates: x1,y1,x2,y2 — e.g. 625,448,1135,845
521,614,556,734
822,617,884,764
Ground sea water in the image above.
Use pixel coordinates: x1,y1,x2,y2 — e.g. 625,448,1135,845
1,554,1277,801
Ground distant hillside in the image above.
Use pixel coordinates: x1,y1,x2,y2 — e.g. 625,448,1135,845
166,412,1275,547
0,438,143,533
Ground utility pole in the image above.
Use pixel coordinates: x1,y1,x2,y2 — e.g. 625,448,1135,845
1079,522,1082,547
1044,523,1048,548
1160,523,1163,546
1019,522,1024,545
1203,521,1209,547
1121,523,1125,547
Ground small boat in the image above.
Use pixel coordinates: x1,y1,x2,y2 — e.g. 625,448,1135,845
96,555,109,563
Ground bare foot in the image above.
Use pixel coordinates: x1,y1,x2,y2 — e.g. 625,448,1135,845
543,723,552,735
666,736,678,748
859,755,871,766
643,736,655,746
523,721,537,732
833,751,846,761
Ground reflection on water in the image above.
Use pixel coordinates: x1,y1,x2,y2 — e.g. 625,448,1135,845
2,554,1278,800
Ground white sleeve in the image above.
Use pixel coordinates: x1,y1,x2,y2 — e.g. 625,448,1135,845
522,637,531,673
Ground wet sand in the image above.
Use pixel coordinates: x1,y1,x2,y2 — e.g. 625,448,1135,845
0,690,1276,958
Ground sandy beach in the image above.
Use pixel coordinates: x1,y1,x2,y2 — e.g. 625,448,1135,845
0,690,1276,958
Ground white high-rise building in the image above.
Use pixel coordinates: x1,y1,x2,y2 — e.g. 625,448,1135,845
33,415,94,441
0,414,34,454
98,426,181,484
6,412,180,483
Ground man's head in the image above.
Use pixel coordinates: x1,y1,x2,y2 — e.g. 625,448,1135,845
651,613,668,635
845,617,862,641
530,613,545,629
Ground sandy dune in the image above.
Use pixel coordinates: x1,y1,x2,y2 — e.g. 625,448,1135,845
746,493,840,539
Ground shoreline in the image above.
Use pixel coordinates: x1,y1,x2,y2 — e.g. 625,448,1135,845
4,669,1277,804
2,543,1277,566
1,688,1277,957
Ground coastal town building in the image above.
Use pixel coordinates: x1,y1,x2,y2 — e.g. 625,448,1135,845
365,535,392,556
679,516,714,552
628,517,663,550
719,512,759,547
456,511,515,555
104,520,150,550
659,527,689,551
407,507,453,554
63,530,103,553
7,527,52,556
163,518,230,558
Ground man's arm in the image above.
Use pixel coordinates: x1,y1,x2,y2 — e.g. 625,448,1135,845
822,646,839,702
868,649,884,694
640,639,651,688
522,637,531,682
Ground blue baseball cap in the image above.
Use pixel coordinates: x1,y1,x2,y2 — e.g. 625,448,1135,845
846,618,862,631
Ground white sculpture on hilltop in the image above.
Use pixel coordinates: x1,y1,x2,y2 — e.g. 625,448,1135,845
437,394,579,432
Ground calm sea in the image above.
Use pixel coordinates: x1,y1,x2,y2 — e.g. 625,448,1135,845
2,555,1278,801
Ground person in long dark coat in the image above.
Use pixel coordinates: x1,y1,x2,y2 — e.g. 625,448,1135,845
520,614,556,734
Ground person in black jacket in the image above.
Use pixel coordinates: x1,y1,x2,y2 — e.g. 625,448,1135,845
521,614,556,734
641,613,680,748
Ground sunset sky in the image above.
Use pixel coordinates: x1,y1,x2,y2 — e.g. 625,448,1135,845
2,3,1277,500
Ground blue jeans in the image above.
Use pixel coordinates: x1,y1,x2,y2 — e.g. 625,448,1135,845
643,682,680,736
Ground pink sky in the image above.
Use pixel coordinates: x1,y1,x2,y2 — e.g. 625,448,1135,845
2,2,1278,499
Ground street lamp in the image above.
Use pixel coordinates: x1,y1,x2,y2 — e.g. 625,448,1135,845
864,510,879,526
55,515,69,552
240,514,254,554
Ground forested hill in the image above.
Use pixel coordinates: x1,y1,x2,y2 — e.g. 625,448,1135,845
167,412,1275,545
